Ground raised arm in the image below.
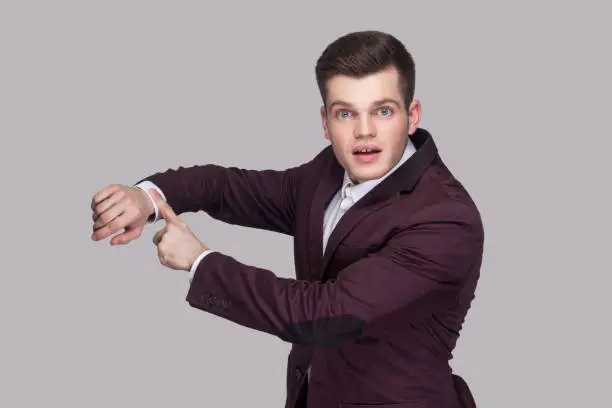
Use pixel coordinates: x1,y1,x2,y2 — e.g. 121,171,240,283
182,202,484,347
135,160,312,236
91,150,326,245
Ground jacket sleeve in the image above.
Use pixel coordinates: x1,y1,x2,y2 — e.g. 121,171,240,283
184,202,484,347
134,159,313,236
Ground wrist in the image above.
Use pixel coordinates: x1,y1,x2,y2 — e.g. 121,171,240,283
146,196,155,220
135,187,156,220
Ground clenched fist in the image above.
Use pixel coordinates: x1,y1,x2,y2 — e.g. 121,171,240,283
150,189,209,271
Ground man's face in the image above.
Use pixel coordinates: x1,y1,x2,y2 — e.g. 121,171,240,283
321,66,421,183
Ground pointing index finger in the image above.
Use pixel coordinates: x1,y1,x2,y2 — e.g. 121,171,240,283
149,189,181,224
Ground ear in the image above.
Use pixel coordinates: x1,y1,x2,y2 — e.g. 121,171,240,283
320,105,330,140
407,99,422,135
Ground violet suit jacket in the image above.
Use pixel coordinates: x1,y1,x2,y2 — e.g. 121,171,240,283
137,128,484,408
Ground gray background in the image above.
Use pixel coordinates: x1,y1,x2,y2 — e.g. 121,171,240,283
1,1,610,407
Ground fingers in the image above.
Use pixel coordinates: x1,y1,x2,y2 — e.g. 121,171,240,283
157,249,168,268
152,227,166,245
149,189,182,225
91,210,134,241
92,194,127,230
91,184,122,212
110,225,143,246
92,189,123,221
154,230,169,267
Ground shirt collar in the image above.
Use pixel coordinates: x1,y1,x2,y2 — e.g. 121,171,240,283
341,137,417,202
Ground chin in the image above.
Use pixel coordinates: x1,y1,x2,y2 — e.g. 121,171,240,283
348,164,390,183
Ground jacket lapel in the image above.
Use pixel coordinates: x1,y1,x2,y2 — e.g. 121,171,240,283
317,128,439,275
321,186,397,272
307,153,344,274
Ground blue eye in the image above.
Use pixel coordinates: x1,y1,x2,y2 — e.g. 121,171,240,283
378,107,392,116
337,110,352,119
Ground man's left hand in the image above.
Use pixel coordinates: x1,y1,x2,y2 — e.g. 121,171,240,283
149,189,209,271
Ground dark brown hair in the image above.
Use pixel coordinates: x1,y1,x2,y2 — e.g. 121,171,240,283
315,30,416,111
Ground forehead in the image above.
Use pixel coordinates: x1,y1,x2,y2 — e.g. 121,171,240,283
326,67,403,108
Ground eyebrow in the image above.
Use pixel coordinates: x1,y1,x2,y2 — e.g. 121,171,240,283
328,98,401,110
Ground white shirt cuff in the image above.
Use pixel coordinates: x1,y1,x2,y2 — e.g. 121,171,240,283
134,181,166,223
189,249,215,283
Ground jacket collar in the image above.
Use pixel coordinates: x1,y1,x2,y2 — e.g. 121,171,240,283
308,127,440,275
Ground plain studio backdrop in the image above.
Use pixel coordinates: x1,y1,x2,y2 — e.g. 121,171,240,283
1,1,610,407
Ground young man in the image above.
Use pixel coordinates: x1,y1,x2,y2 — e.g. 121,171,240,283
91,30,484,408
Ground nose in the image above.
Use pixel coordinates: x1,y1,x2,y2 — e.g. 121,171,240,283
354,114,376,139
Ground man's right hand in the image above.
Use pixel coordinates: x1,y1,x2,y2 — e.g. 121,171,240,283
90,184,155,245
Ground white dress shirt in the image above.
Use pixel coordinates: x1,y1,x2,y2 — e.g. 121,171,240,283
135,137,417,382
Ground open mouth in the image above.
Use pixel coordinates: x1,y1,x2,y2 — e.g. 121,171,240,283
352,145,382,163
352,145,382,155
